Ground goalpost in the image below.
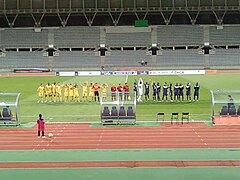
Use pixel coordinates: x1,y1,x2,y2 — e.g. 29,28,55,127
210,90,240,125
0,93,21,126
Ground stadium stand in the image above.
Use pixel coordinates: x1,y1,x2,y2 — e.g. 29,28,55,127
1,29,48,47
157,50,204,68
0,24,240,69
105,50,151,68
54,27,100,47
106,32,151,47
157,26,204,46
0,52,48,69
209,49,240,67
210,26,240,45
53,51,101,69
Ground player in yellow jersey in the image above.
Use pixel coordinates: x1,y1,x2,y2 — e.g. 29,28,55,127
63,83,69,102
51,82,57,102
68,83,74,102
55,83,62,102
73,83,80,102
88,82,94,101
81,83,88,102
37,83,45,103
44,83,52,102
101,83,108,101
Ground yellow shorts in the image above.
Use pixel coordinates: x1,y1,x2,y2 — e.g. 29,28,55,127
82,92,88,97
89,92,94,97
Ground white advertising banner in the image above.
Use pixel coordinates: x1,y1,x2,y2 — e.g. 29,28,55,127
77,71,101,76
56,72,76,76
149,70,205,76
112,71,137,75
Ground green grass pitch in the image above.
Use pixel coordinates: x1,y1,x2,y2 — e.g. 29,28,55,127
0,74,239,124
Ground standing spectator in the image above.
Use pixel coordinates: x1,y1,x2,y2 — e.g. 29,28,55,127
186,82,191,101
193,82,200,101
37,114,45,138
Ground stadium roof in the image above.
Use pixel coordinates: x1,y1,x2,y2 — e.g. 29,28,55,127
0,0,240,27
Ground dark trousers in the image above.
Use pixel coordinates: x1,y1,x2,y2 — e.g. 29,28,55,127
38,131,44,136
94,91,99,101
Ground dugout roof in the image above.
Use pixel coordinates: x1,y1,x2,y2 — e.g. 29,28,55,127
0,0,240,27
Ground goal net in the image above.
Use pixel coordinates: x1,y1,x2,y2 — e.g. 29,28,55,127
0,93,21,125
210,90,240,125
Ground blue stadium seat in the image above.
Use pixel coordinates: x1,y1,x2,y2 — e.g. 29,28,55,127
237,106,240,116
119,106,126,119
220,106,228,116
228,105,236,116
1,108,12,120
111,106,118,118
102,106,110,117
127,106,135,119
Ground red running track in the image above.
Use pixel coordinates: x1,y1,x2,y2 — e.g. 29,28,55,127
0,122,240,150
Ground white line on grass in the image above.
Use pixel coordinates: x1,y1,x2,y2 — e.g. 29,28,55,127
125,75,129,83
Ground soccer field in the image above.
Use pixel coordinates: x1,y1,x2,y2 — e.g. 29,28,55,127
0,73,239,124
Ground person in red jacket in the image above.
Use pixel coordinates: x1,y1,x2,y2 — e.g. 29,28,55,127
117,83,123,100
37,114,45,137
123,83,130,100
111,84,117,101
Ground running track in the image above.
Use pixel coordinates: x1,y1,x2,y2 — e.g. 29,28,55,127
1,122,240,150
1,122,240,168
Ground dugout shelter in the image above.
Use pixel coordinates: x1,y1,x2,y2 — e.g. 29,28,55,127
100,92,136,125
0,93,21,126
211,90,240,125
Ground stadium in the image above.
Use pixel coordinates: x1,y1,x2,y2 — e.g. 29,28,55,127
0,0,240,179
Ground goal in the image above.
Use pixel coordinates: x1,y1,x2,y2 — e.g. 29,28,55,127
0,93,21,126
210,90,240,125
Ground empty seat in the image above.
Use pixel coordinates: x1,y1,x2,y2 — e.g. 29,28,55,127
156,112,164,122
220,106,228,116
127,106,135,118
102,106,110,117
119,106,126,119
1,107,12,120
171,112,179,124
111,106,118,117
237,106,240,116
228,105,236,116
181,112,190,124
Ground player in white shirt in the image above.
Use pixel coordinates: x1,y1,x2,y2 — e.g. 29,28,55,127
137,78,144,102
